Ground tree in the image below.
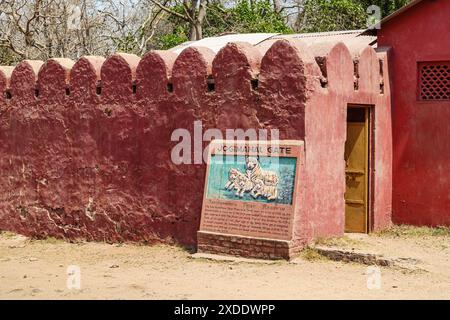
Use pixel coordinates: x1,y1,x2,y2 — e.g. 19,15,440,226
150,0,292,49
0,0,166,62
149,0,207,41
296,0,412,33
0,46,18,65
358,0,411,17
226,0,292,34
297,0,366,32
0,0,413,64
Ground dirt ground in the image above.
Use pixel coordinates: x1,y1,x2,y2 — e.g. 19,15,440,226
0,227,449,300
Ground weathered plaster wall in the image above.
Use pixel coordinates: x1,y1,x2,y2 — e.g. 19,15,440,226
304,44,393,237
378,0,450,226
0,39,391,247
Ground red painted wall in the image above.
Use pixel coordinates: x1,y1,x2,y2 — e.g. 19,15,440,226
0,39,391,247
378,0,450,226
305,44,393,236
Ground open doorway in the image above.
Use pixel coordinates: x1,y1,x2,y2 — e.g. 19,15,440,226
345,106,372,233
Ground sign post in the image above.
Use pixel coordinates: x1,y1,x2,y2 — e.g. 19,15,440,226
198,139,305,259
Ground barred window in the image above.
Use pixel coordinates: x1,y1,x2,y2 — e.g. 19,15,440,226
418,62,450,100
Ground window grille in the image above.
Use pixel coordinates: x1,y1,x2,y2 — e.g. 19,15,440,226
419,62,450,100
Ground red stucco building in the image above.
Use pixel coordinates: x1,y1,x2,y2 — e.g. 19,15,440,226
375,0,450,226
0,0,448,259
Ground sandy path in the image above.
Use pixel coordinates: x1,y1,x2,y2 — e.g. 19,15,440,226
0,232,449,300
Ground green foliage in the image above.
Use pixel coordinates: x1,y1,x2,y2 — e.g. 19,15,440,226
97,0,414,53
151,0,292,50
298,0,411,33
358,0,411,17
154,28,189,50
0,47,19,65
299,0,367,32
113,33,140,53
225,0,292,34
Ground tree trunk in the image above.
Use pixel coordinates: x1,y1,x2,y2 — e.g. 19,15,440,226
273,0,282,13
195,0,207,40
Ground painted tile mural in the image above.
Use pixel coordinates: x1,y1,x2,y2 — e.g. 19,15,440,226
206,155,297,205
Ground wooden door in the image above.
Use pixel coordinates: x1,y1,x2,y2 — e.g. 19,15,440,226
345,107,369,233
